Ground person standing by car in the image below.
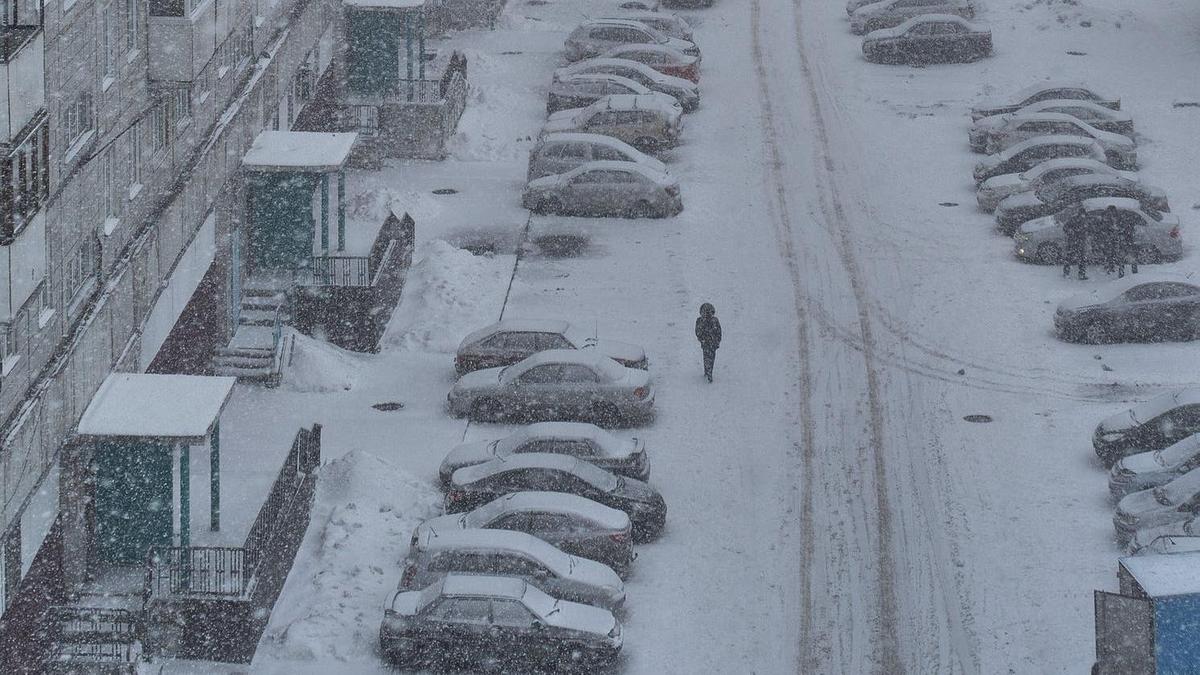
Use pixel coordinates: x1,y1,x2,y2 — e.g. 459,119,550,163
1097,206,1120,275
695,303,722,383
1063,206,1088,280
1115,207,1139,278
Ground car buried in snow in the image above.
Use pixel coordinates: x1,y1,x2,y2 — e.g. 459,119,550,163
1055,277,1200,347
446,453,667,542
438,421,651,486
975,157,1136,213
973,135,1111,185
1013,198,1180,265
528,132,666,182
547,73,664,114
1092,388,1200,467
861,15,992,65
598,11,695,41
555,58,700,111
970,82,1121,122
564,19,700,63
974,113,1137,168
850,0,976,35
415,491,636,577
994,174,1168,234
399,528,626,611
381,574,622,671
540,94,683,153
972,99,1135,138
1113,468,1200,547
1109,434,1200,501
522,160,683,218
447,349,655,426
599,43,700,82
1128,521,1200,556
456,319,647,376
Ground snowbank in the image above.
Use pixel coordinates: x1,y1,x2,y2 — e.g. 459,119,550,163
383,240,515,353
254,450,442,670
280,332,364,393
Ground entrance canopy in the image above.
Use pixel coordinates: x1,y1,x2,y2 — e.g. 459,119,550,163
77,373,236,444
241,131,358,174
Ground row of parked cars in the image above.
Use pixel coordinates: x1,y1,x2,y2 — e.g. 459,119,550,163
520,14,704,220
378,8,713,667
847,0,992,65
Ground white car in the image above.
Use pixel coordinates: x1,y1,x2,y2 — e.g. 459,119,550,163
547,73,657,114
973,135,1110,185
564,19,700,63
971,82,1121,121
1110,434,1200,501
555,58,700,111
527,132,666,182
975,157,1135,213
540,94,683,152
1114,468,1200,547
850,0,975,35
974,113,1137,169
522,160,682,218
598,11,694,41
1013,198,1181,265
982,99,1135,136
1128,520,1200,555
600,43,699,82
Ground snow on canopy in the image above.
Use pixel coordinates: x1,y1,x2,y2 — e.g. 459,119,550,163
1122,551,1200,598
241,131,358,173
76,373,235,441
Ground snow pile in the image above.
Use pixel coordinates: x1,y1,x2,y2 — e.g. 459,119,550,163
447,50,544,163
280,332,363,393
1011,0,1134,31
255,450,441,668
384,240,514,353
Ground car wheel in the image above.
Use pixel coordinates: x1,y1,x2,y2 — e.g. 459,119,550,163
1137,246,1162,265
537,196,563,215
634,136,659,152
628,200,654,219
1035,243,1062,265
472,398,504,421
1084,322,1108,345
592,402,622,427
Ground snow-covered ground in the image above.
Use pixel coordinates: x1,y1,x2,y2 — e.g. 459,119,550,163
240,0,1200,673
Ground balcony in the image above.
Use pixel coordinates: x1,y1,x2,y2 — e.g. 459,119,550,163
148,0,238,81
0,27,43,142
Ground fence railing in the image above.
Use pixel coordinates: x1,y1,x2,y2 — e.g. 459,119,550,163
144,547,250,601
310,255,371,287
243,424,322,563
47,606,141,670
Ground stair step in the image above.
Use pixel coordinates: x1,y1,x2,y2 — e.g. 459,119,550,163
242,294,286,309
239,309,280,326
213,363,275,379
214,346,275,359
212,354,273,369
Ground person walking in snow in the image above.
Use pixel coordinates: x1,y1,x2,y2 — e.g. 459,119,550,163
1113,206,1139,278
1063,206,1088,280
1097,206,1120,275
695,303,722,383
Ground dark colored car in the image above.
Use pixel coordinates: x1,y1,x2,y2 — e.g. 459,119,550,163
381,574,622,672
1092,388,1200,467
973,135,1109,185
1055,278,1200,348
861,15,992,65
455,318,647,376
447,452,667,542
994,174,1169,234
971,82,1121,122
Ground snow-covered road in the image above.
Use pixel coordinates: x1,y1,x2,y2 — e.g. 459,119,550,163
250,0,1200,672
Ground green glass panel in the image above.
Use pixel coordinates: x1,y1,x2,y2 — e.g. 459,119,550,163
95,440,174,564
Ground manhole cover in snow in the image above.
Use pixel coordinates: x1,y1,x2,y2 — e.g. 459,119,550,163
372,402,405,412
1066,50,1087,56
527,0,547,4
938,202,959,207
962,414,993,423
432,188,459,195
500,50,524,55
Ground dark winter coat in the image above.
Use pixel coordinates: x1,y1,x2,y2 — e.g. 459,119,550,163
696,315,722,351
1063,212,1087,258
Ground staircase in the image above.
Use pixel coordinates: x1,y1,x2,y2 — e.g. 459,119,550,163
210,281,292,386
46,606,141,674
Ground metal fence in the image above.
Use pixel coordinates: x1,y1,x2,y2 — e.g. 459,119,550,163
310,255,372,287
144,547,249,600
243,424,321,565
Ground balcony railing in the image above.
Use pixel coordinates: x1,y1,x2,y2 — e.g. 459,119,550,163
0,25,39,64
145,546,251,600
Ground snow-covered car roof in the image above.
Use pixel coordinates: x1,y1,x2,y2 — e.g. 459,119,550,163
578,17,667,37
1016,99,1133,121
1074,197,1155,215
471,491,630,530
994,134,1101,161
1020,157,1118,180
413,527,576,570
980,82,1116,109
459,319,572,350
453,452,621,490
601,43,696,64
558,160,675,186
503,421,616,447
537,132,640,153
1058,275,1200,312
560,58,676,82
874,14,986,37
587,93,680,115
556,73,652,97
439,572,529,600
507,348,631,379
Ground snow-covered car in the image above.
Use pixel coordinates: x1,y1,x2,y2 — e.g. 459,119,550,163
540,94,683,152
400,528,626,610
1055,277,1200,347
522,161,682,218
974,99,1134,137
439,422,650,486
974,113,1137,168
1013,198,1181,265
528,133,666,182
970,82,1121,122
1092,388,1200,467
861,15,992,65
456,319,647,376
847,0,880,14
598,11,694,41
1113,468,1200,547
564,19,700,63
556,58,700,111
850,0,975,35
1109,435,1200,501
975,157,1135,213
973,135,1111,185
1128,523,1200,556
415,491,635,577
995,174,1168,234
447,349,655,425
446,453,667,541
381,574,623,671
663,0,712,7
547,73,659,114
600,43,699,82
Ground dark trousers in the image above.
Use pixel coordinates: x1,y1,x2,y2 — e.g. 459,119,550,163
1117,246,1138,277
702,346,717,379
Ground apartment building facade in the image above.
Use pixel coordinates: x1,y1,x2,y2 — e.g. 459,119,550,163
0,0,339,648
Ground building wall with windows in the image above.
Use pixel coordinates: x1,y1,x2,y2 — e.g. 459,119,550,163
0,0,339,616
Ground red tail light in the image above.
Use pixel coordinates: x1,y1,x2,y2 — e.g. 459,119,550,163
633,386,648,399
400,563,417,588
1170,226,1180,239
447,490,464,503
609,531,629,543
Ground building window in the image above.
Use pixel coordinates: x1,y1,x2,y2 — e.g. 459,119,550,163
102,149,118,220
130,122,142,187
124,0,137,54
66,236,98,301
100,2,116,81
62,94,94,151
148,0,184,18
171,86,191,127
150,102,169,151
